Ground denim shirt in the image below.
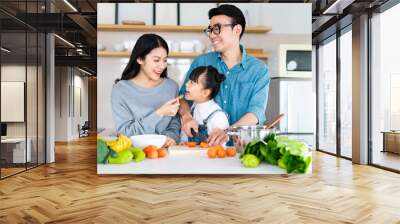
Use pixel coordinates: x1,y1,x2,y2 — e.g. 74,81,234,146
179,45,270,125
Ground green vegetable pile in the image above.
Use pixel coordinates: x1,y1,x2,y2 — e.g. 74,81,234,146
240,133,311,174
97,137,146,164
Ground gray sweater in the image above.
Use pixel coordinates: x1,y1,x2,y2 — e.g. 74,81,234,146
111,79,181,142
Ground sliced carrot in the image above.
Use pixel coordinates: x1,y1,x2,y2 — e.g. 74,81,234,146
199,142,209,149
157,148,168,158
207,148,217,158
146,150,158,159
226,148,237,157
185,142,197,148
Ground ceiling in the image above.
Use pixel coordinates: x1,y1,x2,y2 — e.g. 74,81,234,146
1,0,395,75
311,0,391,43
0,0,97,74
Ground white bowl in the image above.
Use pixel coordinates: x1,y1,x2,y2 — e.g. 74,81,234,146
97,43,106,51
130,134,166,149
112,43,125,52
123,40,136,52
180,41,194,53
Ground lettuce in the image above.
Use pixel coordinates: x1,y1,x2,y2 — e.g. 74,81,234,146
241,133,311,174
97,139,109,164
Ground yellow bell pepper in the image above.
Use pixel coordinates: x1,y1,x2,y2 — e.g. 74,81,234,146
105,134,132,152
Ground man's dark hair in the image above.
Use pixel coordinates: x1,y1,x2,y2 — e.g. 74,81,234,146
208,4,246,39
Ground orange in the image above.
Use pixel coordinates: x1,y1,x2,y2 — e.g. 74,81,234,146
158,148,168,158
226,148,237,157
214,145,224,152
143,145,158,154
217,149,226,158
207,148,217,158
146,150,158,159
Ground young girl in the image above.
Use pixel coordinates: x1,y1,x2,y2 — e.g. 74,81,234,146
182,65,229,144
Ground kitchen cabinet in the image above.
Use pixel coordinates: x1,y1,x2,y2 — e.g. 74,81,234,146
97,24,270,60
97,50,268,60
382,131,400,154
97,24,271,33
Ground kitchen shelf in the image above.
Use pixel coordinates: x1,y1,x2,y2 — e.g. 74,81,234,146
97,24,272,33
97,51,268,60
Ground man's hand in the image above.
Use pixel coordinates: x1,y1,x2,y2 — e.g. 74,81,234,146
207,128,229,146
181,113,199,137
163,136,176,148
232,112,259,126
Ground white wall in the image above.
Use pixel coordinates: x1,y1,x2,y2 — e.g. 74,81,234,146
1,65,35,137
99,3,311,34
55,67,70,141
54,67,89,141
1,65,26,139
259,3,311,34
72,73,89,138
180,3,217,26
97,3,115,24
1,64,46,163
118,3,153,25
156,3,177,25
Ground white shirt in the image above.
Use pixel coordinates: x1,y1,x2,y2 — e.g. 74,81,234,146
192,100,229,134
181,100,230,142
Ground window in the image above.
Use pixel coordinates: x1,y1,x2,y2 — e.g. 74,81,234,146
370,3,400,171
0,1,47,179
318,37,337,154
340,29,352,158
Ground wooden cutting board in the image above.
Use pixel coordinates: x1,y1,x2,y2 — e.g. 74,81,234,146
168,145,205,152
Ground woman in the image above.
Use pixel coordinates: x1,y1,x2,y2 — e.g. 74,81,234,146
111,34,180,147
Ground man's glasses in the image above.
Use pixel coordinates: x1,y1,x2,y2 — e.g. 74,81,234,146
203,23,236,36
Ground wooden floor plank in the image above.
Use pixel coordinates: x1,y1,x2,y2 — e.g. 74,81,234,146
0,135,399,223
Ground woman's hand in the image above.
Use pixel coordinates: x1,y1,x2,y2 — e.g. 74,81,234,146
156,98,180,117
163,136,176,148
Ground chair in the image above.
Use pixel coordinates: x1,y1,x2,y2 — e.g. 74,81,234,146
78,121,90,138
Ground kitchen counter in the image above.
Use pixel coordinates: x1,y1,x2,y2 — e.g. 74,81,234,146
97,147,290,175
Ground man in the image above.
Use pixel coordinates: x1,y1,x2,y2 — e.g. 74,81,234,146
179,4,270,146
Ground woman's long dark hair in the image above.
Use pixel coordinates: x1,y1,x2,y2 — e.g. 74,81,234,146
116,34,169,83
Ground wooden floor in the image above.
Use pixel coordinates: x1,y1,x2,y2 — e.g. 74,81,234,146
1,167,26,177
0,136,400,223
373,151,400,171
